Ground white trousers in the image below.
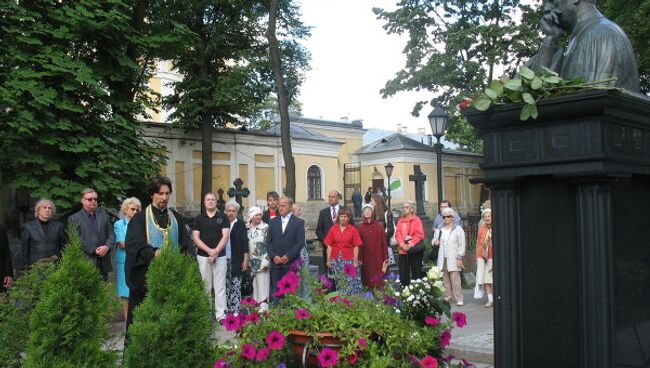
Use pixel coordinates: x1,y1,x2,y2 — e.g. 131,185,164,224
197,255,227,320
253,270,270,312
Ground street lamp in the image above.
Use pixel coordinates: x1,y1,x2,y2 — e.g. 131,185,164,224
428,105,449,213
384,162,394,211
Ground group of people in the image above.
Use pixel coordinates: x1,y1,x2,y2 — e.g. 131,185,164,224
1,175,495,333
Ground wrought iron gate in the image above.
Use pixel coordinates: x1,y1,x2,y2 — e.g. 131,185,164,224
343,163,361,208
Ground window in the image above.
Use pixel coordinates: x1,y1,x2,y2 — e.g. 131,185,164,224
307,165,322,200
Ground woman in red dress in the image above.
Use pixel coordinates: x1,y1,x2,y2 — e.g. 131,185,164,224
323,207,363,294
358,204,388,288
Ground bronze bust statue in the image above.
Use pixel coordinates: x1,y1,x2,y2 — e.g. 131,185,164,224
527,0,639,92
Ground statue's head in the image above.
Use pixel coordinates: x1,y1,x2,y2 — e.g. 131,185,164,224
543,0,596,31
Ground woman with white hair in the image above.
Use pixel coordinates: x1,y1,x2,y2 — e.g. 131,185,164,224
436,206,466,306
246,206,270,312
21,198,66,269
224,200,249,314
475,208,493,307
114,197,141,321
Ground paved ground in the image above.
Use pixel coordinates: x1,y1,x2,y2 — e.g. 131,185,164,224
109,288,495,367
447,289,495,367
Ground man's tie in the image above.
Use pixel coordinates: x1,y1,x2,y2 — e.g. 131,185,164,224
331,206,337,221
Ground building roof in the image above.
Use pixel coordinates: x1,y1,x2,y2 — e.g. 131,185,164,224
286,114,365,130
356,133,435,154
356,133,482,157
362,127,456,147
261,123,341,143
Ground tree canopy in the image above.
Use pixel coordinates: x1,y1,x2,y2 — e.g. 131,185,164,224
0,0,167,210
374,1,541,152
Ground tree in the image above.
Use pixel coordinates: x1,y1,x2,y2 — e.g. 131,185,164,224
123,247,213,368
0,0,169,210
24,227,115,368
600,0,650,93
374,1,542,152
162,0,309,202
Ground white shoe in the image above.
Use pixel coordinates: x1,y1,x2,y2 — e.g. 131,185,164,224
456,300,464,306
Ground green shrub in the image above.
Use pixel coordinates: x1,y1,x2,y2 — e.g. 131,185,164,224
23,226,116,368
0,258,59,368
124,247,213,368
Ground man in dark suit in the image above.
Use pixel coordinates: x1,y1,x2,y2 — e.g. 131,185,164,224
266,197,305,302
316,190,342,270
68,188,115,281
0,224,13,292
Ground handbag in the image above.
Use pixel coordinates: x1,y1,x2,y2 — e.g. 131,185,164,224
241,270,254,296
407,240,425,253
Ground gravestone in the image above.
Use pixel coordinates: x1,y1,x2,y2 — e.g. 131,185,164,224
227,178,250,218
216,188,226,213
465,90,650,368
409,165,429,220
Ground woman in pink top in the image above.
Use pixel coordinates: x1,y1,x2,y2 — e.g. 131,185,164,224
395,201,425,286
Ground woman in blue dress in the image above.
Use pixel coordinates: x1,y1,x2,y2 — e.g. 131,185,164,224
114,197,141,321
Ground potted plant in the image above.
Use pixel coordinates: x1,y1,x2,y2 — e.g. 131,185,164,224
213,263,473,367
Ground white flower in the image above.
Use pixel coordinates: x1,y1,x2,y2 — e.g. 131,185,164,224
434,280,444,291
427,267,442,280
394,292,400,297
407,295,414,302
402,289,411,297
395,309,401,314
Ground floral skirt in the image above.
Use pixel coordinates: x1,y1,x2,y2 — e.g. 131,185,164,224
226,259,242,314
328,258,362,295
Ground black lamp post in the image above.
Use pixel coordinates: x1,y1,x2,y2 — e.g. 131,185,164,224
384,162,394,211
428,105,449,213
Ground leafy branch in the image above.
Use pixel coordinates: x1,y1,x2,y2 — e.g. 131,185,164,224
467,65,619,120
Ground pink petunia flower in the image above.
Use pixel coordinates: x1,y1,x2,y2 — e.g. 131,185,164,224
439,329,452,348
289,257,304,272
341,298,353,307
343,263,357,277
319,274,333,289
420,355,439,368
358,338,367,349
452,311,468,328
241,297,257,306
425,316,441,326
348,350,360,365
265,330,286,350
295,309,312,319
246,312,260,324
213,358,229,368
222,314,241,332
318,347,339,367
273,271,301,297
240,344,256,360
255,347,270,362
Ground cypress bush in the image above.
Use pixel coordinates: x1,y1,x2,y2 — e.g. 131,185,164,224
123,246,213,368
0,258,59,368
23,226,116,368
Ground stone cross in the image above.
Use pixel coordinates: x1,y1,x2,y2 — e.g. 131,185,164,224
409,165,428,219
216,188,226,213
227,178,250,218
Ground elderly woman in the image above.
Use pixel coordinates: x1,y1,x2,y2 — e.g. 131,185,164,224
224,201,249,314
114,197,141,321
395,201,425,286
436,207,466,306
21,199,66,270
247,206,270,312
324,207,363,294
475,209,493,307
358,204,388,288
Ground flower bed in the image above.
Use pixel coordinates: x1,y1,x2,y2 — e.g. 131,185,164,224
213,265,473,367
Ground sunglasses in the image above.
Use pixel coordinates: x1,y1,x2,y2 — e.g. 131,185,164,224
442,215,453,219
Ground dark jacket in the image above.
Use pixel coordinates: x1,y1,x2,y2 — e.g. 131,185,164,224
68,207,115,273
228,219,249,277
125,206,191,296
266,214,305,269
21,219,66,269
261,209,278,224
0,224,13,281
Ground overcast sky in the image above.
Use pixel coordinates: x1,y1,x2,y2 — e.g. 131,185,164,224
298,0,433,134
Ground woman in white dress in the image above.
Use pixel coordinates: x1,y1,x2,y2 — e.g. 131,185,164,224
247,206,270,312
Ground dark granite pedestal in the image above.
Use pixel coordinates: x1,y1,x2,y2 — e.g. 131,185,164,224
465,91,650,368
